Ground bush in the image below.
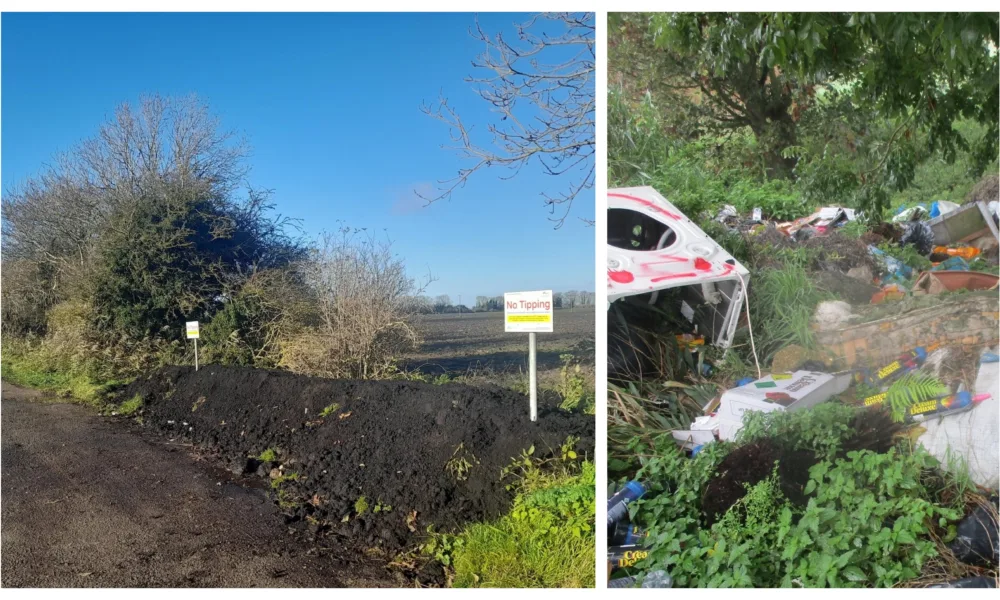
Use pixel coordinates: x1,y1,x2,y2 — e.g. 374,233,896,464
279,227,430,379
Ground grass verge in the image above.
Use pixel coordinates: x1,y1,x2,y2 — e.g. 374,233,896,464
0,344,118,406
426,457,595,588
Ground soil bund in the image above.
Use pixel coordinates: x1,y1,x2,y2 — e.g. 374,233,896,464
121,365,594,550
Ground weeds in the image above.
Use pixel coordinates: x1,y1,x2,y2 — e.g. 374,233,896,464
270,471,301,510
445,443,479,482
258,447,279,462
354,495,370,515
319,402,340,418
557,354,593,413
117,394,143,416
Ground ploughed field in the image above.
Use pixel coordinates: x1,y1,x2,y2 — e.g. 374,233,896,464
405,308,595,375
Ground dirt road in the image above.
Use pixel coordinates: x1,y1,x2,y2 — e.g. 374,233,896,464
1,383,395,587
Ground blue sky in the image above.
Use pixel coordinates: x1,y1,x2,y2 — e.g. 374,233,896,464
1,12,595,305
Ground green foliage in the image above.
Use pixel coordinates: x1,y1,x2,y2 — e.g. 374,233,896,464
886,373,949,423
318,402,340,418
745,262,829,363
0,338,119,406
270,471,301,510
445,443,479,482
443,461,596,588
610,13,999,219
737,402,859,461
354,495,370,515
258,447,279,462
117,394,143,416
557,354,593,413
629,404,965,588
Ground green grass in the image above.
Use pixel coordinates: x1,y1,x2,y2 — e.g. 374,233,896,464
117,394,143,416
0,347,116,406
439,460,596,588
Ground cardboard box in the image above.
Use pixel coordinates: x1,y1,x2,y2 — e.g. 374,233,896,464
715,371,848,440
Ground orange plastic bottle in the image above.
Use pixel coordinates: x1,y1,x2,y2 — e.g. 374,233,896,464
932,245,980,260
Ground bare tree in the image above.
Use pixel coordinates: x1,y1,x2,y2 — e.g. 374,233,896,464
280,226,434,379
420,12,595,229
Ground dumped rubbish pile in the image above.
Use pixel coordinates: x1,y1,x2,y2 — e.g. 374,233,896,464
118,365,594,551
607,188,1000,587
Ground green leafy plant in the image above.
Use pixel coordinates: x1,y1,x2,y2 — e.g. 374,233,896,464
886,373,949,422
627,404,965,588
354,495,370,515
437,461,596,588
258,447,279,462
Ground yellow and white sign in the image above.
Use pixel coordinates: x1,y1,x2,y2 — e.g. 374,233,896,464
186,321,200,339
504,290,553,333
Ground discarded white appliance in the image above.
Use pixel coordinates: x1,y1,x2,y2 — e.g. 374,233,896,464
709,371,851,441
608,186,751,348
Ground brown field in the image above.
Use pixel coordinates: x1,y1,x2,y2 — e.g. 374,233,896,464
404,308,595,376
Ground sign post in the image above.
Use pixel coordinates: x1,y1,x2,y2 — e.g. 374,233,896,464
504,290,553,421
186,321,200,371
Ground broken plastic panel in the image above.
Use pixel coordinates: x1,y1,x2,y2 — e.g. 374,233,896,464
608,186,750,349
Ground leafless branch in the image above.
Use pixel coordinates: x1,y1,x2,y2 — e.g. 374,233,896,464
419,12,595,228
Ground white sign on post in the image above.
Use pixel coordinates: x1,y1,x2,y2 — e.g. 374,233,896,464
504,291,553,422
186,321,200,371
504,290,554,333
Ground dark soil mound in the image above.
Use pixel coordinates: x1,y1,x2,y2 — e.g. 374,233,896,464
119,365,593,550
701,439,814,524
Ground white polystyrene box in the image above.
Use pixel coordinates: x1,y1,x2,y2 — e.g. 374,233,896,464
716,371,842,441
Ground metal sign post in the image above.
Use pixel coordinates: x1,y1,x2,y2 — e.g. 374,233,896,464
186,321,200,371
504,290,553,422
528,332,537,421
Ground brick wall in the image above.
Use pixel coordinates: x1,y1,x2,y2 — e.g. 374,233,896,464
814,293,999,369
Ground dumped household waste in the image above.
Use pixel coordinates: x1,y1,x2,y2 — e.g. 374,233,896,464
918,346,1000,488
947,496,999,569
672,371,851,443
913,270,1000,295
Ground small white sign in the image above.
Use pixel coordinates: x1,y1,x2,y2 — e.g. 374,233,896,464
504,290,553,333
186,321,200,339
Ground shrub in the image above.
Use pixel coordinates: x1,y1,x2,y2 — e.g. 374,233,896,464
280,227,431,379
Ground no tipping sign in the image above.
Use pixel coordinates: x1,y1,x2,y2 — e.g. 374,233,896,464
504,290,553,333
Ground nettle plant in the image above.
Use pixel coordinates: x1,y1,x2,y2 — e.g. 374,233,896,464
630,429,962,587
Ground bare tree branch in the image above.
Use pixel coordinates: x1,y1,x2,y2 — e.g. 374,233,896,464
419,12,595,228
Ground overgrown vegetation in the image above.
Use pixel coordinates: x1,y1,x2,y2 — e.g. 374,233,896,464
620,404,981,588
427,454,596,588
1,95,437,391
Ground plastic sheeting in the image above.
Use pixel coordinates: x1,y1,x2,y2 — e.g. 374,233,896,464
918,346,1000,489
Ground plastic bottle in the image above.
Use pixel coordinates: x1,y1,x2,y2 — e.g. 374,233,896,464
932,246,980,260
907,392,990,422
607,481,645,528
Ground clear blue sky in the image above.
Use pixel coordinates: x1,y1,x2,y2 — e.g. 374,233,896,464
1,12,595,305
